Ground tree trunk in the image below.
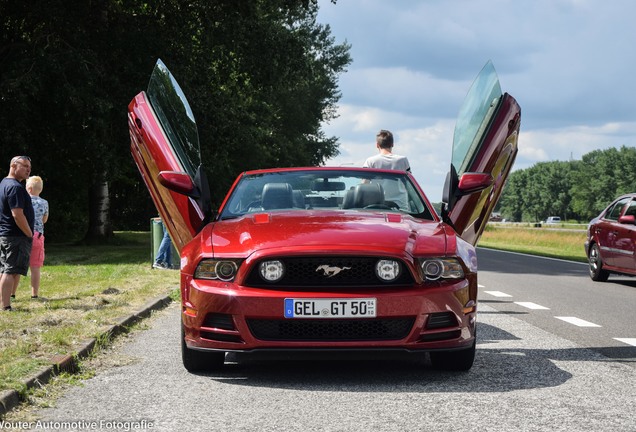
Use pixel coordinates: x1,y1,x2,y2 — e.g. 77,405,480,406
86,180,113,241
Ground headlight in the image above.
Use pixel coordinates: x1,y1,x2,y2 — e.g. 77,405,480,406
376,259,401,281
419,258,464,280
259,260,285,282
194,259,241,281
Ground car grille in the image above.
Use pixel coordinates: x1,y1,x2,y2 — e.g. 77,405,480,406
246,317,415,341
244,256,414,289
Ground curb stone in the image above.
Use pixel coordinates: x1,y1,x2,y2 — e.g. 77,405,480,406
0,293,173,419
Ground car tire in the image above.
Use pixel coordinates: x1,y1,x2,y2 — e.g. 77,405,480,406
588,243,610,282
181,326,225,372
429,339,476,371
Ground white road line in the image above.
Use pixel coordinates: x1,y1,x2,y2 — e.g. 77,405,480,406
614,338,636,346
515,302,550,310
555,316,601,327
484,290,512,298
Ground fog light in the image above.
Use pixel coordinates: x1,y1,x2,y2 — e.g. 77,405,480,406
260,260,285,282
376,259,400,281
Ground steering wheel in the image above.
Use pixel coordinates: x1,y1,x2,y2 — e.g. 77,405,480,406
246,200,263,212
363,204,393,210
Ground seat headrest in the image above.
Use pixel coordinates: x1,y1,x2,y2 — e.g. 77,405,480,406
261,183,294,210
352,183,384,208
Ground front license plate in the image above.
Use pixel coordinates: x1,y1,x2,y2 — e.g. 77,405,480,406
284,298,377,319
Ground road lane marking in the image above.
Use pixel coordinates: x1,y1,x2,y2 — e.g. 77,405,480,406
614,338,636,346
515,302,550,310
484,291,512,297
555,316,601,327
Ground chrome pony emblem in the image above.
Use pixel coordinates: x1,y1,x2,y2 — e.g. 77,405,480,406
316,264,351,277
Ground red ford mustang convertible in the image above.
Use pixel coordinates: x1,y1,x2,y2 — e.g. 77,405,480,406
129,60,520,372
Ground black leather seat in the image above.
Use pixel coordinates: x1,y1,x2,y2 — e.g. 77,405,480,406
342,187,356,209
261,183,294,210
342,183,384,208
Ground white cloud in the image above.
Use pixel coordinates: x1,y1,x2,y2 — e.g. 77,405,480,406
519,122,636,164
317,0,636,199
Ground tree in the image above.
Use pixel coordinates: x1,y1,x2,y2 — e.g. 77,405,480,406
499,161,576,222
571,146,636,220
498,169,527,222
498,147,635,223
1,0,165,241
0,0,351,241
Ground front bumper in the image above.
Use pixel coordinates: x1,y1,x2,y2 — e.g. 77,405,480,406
181,278,477,353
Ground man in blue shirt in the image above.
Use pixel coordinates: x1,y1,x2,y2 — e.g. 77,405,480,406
0,156,35,311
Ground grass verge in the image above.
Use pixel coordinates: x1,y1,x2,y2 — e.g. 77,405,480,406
0,232,179,395
479,224,588,262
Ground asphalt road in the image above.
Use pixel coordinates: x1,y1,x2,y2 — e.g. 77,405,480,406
477,248,636,363
21,250,636,432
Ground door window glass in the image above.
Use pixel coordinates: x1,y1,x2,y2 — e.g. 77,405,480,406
452,60,502,175
147,59,200,178
606,197,630,221
623,199,636,217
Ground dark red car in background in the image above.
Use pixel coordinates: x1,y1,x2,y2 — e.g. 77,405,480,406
128,60,520,372
585,193,636,281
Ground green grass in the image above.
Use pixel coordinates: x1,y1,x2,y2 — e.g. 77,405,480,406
479,224,588,262
0,232,179,395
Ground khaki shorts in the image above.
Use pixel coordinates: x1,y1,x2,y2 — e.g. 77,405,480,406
0,236,33,276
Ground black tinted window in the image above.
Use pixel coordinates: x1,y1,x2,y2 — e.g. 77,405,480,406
606,197,630,221
147,60,200,178
623,199,636,217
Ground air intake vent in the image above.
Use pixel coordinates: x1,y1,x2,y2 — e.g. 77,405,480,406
426,312,458,329
246,318,415,341
202,313,235,330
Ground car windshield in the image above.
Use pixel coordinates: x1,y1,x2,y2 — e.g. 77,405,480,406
219,169,434,220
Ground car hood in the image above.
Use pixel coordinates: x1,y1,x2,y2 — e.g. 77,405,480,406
198,211,450,258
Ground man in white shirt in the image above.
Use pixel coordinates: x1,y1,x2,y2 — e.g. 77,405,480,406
363,129,411,172
362,130,411,210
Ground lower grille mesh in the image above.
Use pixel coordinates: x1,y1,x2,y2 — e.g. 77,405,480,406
247,318,415,341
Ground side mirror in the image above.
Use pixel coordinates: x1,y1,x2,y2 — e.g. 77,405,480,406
442,164,458,205
158,171,199,198
618,215,636,225
441,167,492,227
457,172,493,194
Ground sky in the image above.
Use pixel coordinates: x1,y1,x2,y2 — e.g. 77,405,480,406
316,0,636,201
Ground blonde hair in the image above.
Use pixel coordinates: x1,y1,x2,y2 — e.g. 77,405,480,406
26,176,44,194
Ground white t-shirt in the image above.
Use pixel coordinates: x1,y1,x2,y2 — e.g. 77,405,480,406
363,153,411,209
363,153,411,172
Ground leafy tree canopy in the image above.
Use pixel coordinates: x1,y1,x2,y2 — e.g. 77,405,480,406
0,0,351,241
497,146,636,222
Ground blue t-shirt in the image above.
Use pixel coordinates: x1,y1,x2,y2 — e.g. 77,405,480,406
0,177,35,237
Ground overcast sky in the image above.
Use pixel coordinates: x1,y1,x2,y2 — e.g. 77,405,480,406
316,0,636,200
